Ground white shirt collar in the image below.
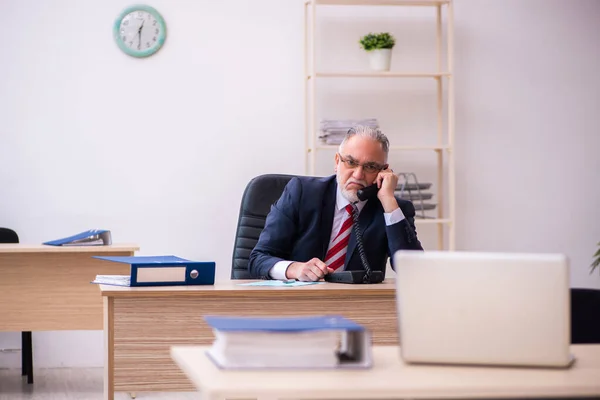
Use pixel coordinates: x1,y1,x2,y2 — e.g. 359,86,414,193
335,184,368,213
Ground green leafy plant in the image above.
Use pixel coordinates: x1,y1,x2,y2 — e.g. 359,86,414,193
359,32,396,51
592,242,600,274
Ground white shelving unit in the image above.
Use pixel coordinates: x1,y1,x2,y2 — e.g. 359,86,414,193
304,0,455,250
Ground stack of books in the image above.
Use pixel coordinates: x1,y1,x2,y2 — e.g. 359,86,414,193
204,315,372,369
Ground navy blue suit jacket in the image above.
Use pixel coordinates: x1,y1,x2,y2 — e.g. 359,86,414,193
248,175,423,279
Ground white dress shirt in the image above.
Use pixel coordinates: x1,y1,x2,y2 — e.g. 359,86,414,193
269,186,406,280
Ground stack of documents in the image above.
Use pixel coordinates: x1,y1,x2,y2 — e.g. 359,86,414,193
319,119,379,145
204,315,372,369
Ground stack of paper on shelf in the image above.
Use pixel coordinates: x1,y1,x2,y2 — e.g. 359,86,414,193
319,119,379,145
204,315,372,369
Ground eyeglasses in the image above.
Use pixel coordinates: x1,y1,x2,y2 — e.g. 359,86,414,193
337,153,386,174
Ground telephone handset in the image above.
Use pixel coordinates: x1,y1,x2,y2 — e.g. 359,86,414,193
324,200,384,285
356,183,379,201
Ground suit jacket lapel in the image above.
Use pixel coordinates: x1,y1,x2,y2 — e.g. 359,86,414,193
345,199,378,269
319,177,337,260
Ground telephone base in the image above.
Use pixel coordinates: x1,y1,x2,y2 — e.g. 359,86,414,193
324,271,384,284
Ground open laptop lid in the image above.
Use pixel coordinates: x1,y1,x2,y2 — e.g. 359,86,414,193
393,250,571,367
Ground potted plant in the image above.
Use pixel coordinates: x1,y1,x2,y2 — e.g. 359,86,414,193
359,32,396,71
592,241,600,274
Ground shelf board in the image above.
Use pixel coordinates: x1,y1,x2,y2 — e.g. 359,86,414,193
414,218,451,225
313,145,449,151
310,0,450,6
311,72,450,79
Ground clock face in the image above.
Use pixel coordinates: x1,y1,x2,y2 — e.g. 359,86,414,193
114,5,166,58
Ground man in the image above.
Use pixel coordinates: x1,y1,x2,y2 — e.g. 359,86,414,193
248,125,423,281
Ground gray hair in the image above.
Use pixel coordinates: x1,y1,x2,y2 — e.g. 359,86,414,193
338,125,390,158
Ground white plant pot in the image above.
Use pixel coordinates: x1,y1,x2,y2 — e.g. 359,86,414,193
367,49,392,71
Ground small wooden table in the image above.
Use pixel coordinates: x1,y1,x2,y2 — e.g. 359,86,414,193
171,345,600,400
100,280,397,400
0,244,138,383
0,244,139,331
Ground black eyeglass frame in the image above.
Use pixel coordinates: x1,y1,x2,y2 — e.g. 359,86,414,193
337,153,387,174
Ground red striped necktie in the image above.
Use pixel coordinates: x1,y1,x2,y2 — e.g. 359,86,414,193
324,204,355,271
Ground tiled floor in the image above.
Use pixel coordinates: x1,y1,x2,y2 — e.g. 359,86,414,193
0,368,198,400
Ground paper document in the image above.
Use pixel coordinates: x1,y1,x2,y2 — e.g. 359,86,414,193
91,275,131,287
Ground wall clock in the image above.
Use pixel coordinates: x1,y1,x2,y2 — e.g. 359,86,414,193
113,5,166,58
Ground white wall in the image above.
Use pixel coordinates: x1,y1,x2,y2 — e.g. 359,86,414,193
0,0,598,368
453,0,600,290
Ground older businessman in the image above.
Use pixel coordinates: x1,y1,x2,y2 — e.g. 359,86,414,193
248,125,423,281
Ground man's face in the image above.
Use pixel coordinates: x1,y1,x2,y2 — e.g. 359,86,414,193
335,136,387,203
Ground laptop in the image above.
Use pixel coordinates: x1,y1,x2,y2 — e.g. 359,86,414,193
393,250,574,368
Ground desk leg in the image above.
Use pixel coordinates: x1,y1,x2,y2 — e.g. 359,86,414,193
104,297,114,400
21,331,33,384
21,332,26,376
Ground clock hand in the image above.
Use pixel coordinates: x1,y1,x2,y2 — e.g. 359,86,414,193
137,20,145,50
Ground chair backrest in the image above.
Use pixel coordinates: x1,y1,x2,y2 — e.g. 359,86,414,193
231,174,298,279
0,227,19,244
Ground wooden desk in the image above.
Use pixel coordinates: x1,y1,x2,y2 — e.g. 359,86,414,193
100,280,396,400
0,244,139,331
171,345,600,400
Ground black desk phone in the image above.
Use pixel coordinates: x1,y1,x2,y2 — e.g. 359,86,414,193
324,184,384,284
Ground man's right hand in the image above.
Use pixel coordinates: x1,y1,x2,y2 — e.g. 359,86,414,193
286,258,333,282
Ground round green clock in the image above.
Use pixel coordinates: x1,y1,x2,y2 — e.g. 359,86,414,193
113,5,166,58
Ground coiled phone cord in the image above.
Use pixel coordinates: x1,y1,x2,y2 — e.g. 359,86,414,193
350,203,373,283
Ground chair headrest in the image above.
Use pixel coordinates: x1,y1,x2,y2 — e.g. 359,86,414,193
241,174,298,217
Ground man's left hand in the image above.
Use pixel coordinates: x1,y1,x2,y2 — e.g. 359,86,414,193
375,168,399,213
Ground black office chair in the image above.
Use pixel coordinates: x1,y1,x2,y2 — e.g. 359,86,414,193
571,288,600,344
0,227,33,383
231,174,298,279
